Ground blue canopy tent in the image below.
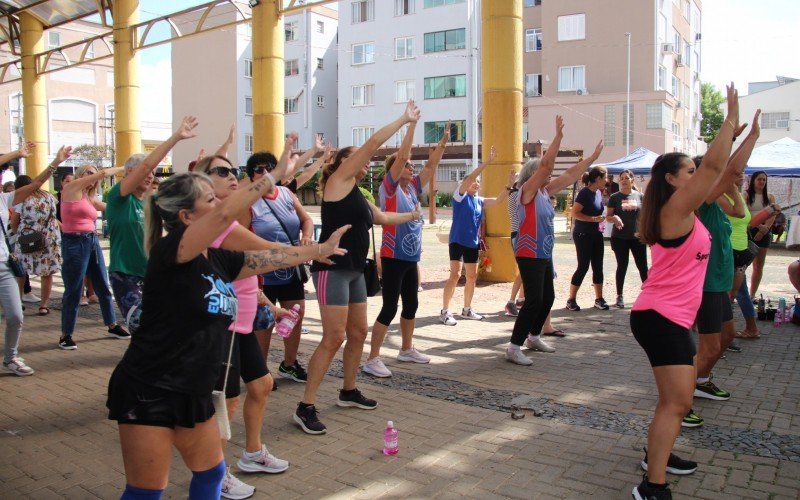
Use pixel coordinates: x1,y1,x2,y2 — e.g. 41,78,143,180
595,147,660,175
745,138,800,178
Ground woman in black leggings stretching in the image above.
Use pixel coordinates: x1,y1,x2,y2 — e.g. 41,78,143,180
606,169,648,309
567,166,609,311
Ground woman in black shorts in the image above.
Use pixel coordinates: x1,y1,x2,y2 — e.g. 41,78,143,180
106,152,348,498
745,171,777,298
294,101,422,435
629,85,740,500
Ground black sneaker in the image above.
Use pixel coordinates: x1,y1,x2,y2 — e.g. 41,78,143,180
566,298,581,311
726,342,742,353
278,360,307,383
594,298,610,310
293,403,326,435
107,324,131,339
632,475,672,500
641,447,697,475
58,336,77,350
337,388,378,410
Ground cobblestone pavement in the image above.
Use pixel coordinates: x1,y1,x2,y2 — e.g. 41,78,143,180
1,218,799,499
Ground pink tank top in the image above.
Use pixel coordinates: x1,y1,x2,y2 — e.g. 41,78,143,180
61,195,98,233
632,216,711,329
211,221,258,334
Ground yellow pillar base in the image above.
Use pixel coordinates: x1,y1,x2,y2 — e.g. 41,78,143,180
480,236,517,282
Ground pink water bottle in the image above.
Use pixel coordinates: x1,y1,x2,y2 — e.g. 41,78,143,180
383,420,399,456
275,304,301,338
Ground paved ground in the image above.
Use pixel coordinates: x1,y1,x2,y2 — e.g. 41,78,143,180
1,215,799,499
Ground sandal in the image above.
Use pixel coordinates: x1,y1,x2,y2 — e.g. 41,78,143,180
38,307,50,316
542,329,566,337
735,330,760,339
79,297,89,306
88,294,100,304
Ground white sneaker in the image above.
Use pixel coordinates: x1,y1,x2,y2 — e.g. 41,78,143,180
363,357,393,377
22,292,40,304
221,468,255,499
3,357,34,376
505,347,533,366
525,335,556,353
439,309,457,326
460,307,484,320
397,347,431,364
237,444,289,474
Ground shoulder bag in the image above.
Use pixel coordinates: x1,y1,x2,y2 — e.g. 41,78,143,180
262,197,310,284
0,221,25,277
364,225,382,297
18,194,53,254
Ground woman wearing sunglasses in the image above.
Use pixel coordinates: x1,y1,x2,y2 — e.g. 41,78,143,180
240,147,316,386
294,101,422,435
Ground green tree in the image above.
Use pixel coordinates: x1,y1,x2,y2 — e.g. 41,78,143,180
700,82,724,143
71,144,114,167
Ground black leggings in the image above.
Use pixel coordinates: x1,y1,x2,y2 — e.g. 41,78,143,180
511,258,555,346
376,257,419,326
610,236,648,296
570,230,604,287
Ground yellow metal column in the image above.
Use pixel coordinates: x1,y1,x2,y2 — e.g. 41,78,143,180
252,0,284,154
19,13,47,176
113,0,141,166
481,0,523,282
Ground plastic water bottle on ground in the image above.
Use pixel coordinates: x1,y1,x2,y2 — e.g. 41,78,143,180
383,421,399,456
275,304,301,338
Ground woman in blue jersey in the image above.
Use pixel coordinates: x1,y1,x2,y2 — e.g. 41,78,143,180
363,120,448,378
506,116,603,365
240,149,315,384
440,146,510,326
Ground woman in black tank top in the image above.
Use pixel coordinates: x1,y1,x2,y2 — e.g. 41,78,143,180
294,102,423,435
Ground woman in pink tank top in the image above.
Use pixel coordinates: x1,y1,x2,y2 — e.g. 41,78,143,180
58,165,129,350
630,84,743,500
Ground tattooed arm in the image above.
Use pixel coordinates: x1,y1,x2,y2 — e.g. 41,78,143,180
236,225,350,279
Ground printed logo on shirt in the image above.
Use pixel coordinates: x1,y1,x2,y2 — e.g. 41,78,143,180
696,252,710,261
620,197,640,211
202,274,238,317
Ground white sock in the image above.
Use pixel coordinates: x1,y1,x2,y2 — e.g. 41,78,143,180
507,343,520,352
244,448,262,458
696,377,709,384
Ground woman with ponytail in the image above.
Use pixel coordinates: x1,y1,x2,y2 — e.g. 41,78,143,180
106,147,350,499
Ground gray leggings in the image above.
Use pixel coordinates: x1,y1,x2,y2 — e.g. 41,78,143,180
313,269,367,306
0,262,24,363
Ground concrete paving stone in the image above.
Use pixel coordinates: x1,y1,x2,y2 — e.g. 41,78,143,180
748,480,800,498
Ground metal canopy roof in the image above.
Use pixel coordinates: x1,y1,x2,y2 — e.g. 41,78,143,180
0,0,109,28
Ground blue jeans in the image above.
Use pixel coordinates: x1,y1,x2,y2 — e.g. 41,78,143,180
0,262,24,363
60,232,116,337
109,271,143,331
735,277,755,319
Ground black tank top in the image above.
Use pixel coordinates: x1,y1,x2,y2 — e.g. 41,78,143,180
311,184,373,272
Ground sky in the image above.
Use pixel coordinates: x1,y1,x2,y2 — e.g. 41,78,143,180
132,0,799,125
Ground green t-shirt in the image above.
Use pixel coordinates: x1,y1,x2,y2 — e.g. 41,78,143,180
724,193,751,251
697,201,733,292
106,183,147,277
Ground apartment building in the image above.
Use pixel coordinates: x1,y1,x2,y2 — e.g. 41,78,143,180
337,0,481,193
0,20,171,173
741,77,800,147
524,0,703,162
171,1,338,170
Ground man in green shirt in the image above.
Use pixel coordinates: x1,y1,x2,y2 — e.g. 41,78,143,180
107,117,198,330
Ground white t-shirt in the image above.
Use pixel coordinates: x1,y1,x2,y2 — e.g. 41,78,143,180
1,170,16,186
0,191,14,261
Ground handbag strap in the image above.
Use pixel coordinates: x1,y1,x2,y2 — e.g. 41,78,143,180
220,307,238,400
370,224,377,260
262,196,299,247
0,217,12,251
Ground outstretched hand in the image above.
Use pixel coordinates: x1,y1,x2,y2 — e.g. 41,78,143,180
748,109,762,139
314,133,324,151
726,83,739,131
403,100,421,124
176,116,198,140
591,140,604,159
18,140,35,158
319,225,351,258
486,145,497,164
54,145,72,165
555,115,565,136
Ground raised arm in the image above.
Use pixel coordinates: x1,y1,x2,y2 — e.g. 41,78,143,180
237,225,350,279
369,201,420,226
459,145,496,195
484,171,516,208
0,140,35,169
293,143,331,188
337,100,420,181
705,109,760,204
547,139,603,195
274,132,297,182
62,167,124,201
282,133,323,184
121,116,198,196
12,145,70,206
213,125,235,158
521,116,565,203
419,121,449,187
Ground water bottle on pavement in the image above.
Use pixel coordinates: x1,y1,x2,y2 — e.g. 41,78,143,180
383,421,399,456
774,299,783,328
778,298,787,325
275,304,301,338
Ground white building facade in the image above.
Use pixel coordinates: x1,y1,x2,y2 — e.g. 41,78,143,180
740,78,800,148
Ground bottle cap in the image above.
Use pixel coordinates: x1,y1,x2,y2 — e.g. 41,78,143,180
387,420,394,427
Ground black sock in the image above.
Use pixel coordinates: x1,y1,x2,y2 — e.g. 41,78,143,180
298,402,312,410
341,388,356,395
647,481,668,490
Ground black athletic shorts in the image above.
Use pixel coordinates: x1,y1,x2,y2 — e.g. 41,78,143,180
749,227,772,248
263,279,305,304
215,331,269,399
449,243,479,264
631,309,696,367
696,291,734,334
107,367,215,429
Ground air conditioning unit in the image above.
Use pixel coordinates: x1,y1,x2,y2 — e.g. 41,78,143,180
776,119,789,128
661,43,675,53
675,55,685,66
576,88,589,95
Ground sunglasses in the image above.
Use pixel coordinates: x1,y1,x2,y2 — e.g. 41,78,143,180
252,164,276,175
210,166,239,178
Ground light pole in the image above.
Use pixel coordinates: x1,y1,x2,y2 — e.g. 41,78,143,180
625,32,631,155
